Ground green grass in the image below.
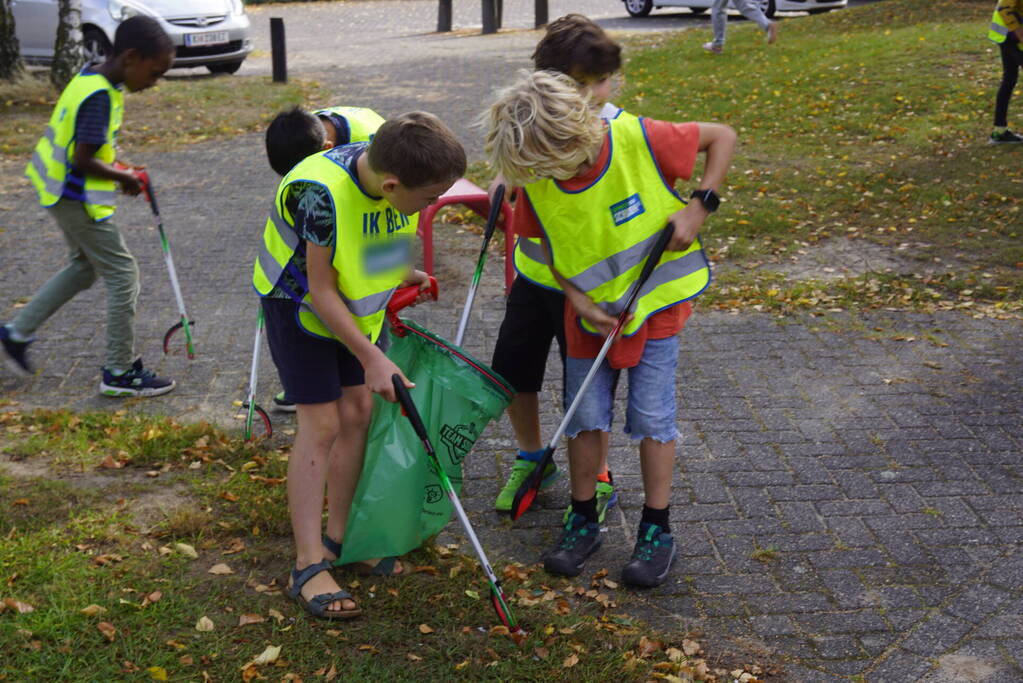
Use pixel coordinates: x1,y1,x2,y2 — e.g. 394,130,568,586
0,410,762,682
616,0,1022,317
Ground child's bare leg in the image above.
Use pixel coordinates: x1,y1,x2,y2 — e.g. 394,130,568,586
324,385,373,543
638,438,675,509
507,392,543,451
567,430,604,501
290,400,354,612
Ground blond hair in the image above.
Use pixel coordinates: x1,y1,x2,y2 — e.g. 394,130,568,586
482,70,604,186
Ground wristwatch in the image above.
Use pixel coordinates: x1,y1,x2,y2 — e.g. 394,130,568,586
690,188,720,213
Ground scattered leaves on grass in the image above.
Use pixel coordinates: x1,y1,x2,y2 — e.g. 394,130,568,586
195,616,215,632
1,598,35,614
208,563,235,575
175,543,198,559
238,613,265,627
563,653,579,668
80,604,106,616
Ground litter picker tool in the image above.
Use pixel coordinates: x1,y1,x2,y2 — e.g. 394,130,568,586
391,373,519,632
135,169,196,359
243,307,272,441
510,223,676,521
454,184,505,346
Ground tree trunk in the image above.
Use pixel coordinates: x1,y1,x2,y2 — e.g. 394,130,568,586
0,0,25,81
51,0,83,91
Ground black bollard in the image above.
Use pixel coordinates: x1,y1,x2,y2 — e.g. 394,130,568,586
482,0,497,34
437,0,452,32
270,17,287,83
534,0,548,28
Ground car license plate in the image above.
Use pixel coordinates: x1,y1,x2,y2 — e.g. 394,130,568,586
185,31,229,47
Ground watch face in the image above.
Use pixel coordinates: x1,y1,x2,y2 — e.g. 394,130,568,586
694,189,719,212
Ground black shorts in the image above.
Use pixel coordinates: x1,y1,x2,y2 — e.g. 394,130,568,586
490,277,566,393
261,297,365,405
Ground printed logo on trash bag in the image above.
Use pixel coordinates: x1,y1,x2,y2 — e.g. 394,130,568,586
424,484,443,504
440,423,477,466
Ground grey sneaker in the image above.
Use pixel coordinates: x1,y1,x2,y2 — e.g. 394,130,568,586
0,325,34,377
100,359,175,398
273,390,297,412
621,522,676,588
543,512,602,577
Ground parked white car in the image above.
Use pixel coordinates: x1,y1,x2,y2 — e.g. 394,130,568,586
13,0,253,74
622,0,847,18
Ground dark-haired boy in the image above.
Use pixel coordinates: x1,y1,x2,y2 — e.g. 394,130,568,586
253,112,465,619
491,14,623,520
263,104,386,412
2,16,176,396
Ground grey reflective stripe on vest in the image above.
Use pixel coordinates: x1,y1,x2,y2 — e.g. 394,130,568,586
84,188,119,204
597,250,708,317
340,286,394,317
990,22,1009,36
41,127,70,167
517,237,546,263
257,206,301,285
29,150,64,197
564,229,667,293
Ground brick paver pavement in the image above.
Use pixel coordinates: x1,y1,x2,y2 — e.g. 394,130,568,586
1,2,1020,680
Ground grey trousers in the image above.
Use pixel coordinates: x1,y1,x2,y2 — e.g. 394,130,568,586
13,198,139,371
710,0,772,48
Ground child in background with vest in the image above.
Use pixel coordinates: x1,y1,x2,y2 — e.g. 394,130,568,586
988,0,1023,144
483,71,736,587
253,112,465,619
263,105,387,412
1,16,176,396
491,14,624,521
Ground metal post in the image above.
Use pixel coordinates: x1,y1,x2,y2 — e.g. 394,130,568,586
270,17,287,83
482,0,497,34
534,0,548,28
437,0,452,32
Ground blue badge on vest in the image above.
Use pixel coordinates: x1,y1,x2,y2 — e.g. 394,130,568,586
610,193,645,226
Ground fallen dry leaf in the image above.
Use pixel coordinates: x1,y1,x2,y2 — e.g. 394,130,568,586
563,653,579,668
268,608,285,623
406,653,422,662
418,623,434,634
2,598,35,614
222,538,246,555
97,622,117,642
682,638,701,656
80,604,107,617
637,635,663,658
249,644,281,666
238,613,265,627
141,591,162,608
175,543,198,559
147,666,168,681
195,616,215,632
208,563,235,575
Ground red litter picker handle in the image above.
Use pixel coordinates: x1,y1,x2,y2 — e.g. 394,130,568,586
387,276,438,332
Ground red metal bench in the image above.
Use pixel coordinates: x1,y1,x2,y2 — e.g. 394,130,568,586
416,178,515,294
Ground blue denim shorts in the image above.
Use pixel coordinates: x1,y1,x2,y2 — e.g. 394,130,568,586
563,334,680,442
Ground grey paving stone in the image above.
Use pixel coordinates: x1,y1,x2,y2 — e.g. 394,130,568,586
901,613,975,656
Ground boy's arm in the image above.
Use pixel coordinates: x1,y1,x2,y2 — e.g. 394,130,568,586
543,239,621,338
73,143,144,195
667,122,736,251
306,242,412,401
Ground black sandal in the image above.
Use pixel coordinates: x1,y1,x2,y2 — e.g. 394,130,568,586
286,560,361,620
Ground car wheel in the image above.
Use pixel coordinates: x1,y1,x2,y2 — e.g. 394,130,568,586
756,0,777,18
207,60,243,75
82,27,112,66
624,0,653,18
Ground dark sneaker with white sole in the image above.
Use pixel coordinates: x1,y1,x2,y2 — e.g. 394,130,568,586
621,522,676,588
100,358,175,398
988,129,1023,145
0,325,34,377
543,512,601,577
273,390,297,412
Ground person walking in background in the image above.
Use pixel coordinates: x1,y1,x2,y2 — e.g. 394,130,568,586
703,0,778,54
1,16,176,397
988,0,1023,144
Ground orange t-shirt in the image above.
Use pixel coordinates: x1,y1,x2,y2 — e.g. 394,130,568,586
512,119,700,368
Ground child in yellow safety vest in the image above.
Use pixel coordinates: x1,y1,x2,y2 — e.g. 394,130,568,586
491,14,624,522
263,104,387,412
252,112,465,619
988,0,1023,144
483,70,737,588
2,16,175,397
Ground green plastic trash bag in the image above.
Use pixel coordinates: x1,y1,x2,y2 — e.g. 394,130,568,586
337,319,513,565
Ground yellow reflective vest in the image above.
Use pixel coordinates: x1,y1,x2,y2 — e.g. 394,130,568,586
523,115,710,337
252,148,417,343
313,106,385,145
989,1,1023,44
25,71,123,221
513,108,638,291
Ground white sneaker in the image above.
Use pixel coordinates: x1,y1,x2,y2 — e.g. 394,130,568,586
702,42,723,54
766,21,779,44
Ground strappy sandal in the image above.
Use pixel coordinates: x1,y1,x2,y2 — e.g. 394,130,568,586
286,560,362,620
323,534,402,576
